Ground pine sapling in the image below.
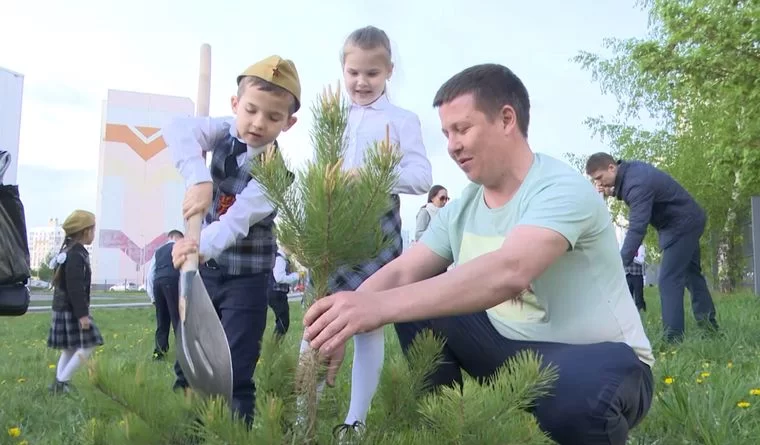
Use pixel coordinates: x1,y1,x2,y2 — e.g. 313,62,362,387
250,82,402,443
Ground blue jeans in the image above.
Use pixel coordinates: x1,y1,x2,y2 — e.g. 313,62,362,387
394,312,653,445
174,264,269,425
658,225,718,340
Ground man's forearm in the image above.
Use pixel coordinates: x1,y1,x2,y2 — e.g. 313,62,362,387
379,250,525,324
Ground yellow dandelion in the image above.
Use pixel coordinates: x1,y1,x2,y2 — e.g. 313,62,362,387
737,401,750,409
16,378,25,383
670,350,677,355
696,378,703,384
664,377,674,385
750,389,760,396
702,362,710,368
19,440,29,445
700,372,710,378
48,364,56,369
8,427,21,437
727,361,733,368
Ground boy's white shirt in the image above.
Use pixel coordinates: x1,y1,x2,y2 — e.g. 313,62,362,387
144,239,175,303
163,116,274,261
272,249,300,285
344,94,432,195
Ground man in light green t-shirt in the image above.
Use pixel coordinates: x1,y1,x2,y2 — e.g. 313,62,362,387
303,64,654,445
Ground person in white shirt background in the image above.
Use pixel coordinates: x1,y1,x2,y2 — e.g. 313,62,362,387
305,25,432,439
145,230,184,360
268,244,300,336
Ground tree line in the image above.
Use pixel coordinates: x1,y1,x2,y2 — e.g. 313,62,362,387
566,0,760,292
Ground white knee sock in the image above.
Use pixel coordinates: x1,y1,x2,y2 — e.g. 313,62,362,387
56,349,76,381
344,328,385,425
58,347,94,382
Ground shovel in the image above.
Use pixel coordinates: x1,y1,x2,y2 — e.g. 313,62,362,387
175,213,233,405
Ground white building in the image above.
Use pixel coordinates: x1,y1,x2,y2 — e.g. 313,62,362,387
27,218,94,273
0,67,24,185
27,219,65,271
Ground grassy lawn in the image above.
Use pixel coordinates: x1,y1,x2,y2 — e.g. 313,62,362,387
1,289,760,444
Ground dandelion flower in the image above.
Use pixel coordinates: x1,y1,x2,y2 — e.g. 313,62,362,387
664,377,674,385
700,372,710,378
696,378,703,384
737,401,750,409
19,440,28,445
48,364,56,369
702,362,710,368
750,389,760,396
16,378,25,383
727,361,734,368
8,427,20,437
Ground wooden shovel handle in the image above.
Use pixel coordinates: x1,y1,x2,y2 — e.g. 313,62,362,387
182,213,203,273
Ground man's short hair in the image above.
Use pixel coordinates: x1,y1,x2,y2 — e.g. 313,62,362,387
433,63,531,138
585,152,617,176
237,76,298,115
167,230,184,239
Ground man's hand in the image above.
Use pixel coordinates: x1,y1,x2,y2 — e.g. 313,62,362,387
303,290,386,353
172,238,204,269
595,183,614,197
183,182,213,219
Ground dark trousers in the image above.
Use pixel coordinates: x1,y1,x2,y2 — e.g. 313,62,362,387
658,226,718,341
626,274,646,311
153,278,180,355
394,312,653,445
174,264,269,425
267,289,290,335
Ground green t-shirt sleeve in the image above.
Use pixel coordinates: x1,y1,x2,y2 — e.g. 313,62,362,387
516,177,597,250
420,203,454,261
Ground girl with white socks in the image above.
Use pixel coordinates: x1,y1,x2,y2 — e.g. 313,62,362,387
46,210,104,393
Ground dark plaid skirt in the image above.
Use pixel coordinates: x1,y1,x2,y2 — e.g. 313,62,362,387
327,195,403,294
47,310,104,350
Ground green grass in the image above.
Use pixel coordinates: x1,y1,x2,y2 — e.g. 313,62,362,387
1,289,760,444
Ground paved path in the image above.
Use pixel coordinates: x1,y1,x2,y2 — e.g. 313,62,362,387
25,292,305,312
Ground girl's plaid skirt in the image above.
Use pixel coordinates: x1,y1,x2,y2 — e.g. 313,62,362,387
327,195,403,294
47,310,104,350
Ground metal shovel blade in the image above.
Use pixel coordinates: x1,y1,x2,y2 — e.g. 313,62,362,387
175,214,233,405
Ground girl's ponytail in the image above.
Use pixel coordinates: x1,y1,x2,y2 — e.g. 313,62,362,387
51,236,72,288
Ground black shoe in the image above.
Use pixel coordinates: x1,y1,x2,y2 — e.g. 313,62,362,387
153,350,167,361
333,421,365,444
49,379,72,394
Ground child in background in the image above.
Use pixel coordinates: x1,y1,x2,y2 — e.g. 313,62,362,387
309,25,433,438
47,210,103,393
268,244,300,336
164,55,301,426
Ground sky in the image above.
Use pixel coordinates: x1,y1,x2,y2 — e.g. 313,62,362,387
1,0,651,232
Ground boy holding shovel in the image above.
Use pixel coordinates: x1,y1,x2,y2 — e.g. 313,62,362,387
163,55,301,425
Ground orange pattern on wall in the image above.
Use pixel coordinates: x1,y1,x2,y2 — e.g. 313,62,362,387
104,124,166,161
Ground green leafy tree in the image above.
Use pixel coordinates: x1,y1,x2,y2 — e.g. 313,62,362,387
37,252,55,282
570,0,760,291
